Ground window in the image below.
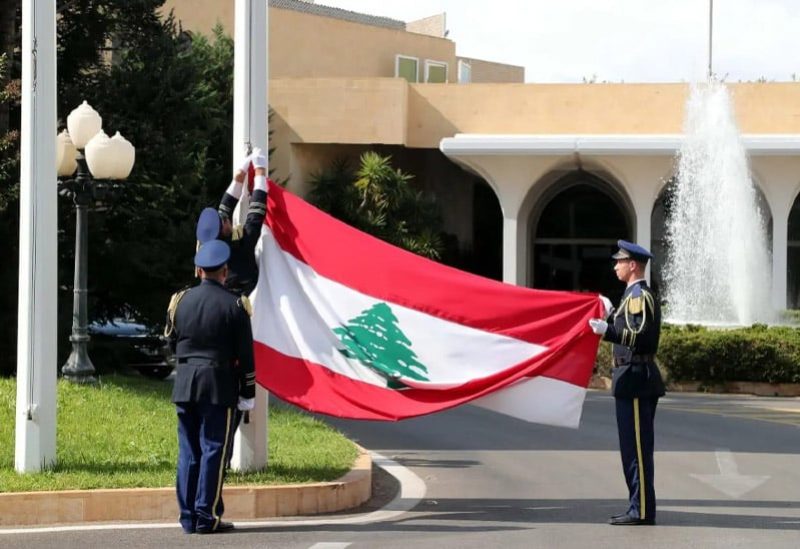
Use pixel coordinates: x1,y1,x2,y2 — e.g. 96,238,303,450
395,55,419,83
425,60,448,83
458,60,471,83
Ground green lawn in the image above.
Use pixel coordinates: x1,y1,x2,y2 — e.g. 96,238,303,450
0,375,358,492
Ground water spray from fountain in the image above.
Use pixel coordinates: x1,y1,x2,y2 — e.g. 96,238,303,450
663,0,775,325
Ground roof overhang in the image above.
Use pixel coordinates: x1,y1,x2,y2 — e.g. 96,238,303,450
439,134,800,156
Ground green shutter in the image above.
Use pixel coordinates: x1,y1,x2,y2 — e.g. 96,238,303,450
427,64,447,83
397,57,418,83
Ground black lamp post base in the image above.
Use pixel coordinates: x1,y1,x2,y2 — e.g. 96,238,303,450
62,372,98,385
61,342,98,385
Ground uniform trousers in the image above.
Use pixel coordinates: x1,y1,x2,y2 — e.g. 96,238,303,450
615,396,659,521
176,402,235,533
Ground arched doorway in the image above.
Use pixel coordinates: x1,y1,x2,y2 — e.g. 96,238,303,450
531,171,632,302
788,192,800,309
650,178,676,298
652,177,774,304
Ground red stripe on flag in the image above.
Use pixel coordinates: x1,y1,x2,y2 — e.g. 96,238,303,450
266,181,603,347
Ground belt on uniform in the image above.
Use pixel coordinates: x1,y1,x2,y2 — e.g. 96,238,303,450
613,354,655,367
177,356,223,365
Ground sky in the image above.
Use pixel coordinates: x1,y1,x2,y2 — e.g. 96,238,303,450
317,0,800,83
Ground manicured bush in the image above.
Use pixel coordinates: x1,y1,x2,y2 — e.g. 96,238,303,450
595,324,800,385
658,324,800,384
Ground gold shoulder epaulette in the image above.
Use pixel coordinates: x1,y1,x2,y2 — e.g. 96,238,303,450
194,239,201,278
164,288,189,337
641,288,655,313
627,296,644,315
238,295,253,317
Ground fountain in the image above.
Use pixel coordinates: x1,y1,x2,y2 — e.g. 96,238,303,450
663,81,775,325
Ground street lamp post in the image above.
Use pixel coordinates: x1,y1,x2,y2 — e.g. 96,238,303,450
57,101,135,384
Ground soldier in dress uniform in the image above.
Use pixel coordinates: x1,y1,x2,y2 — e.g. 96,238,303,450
211,147,268,467
589,239,665,526
217,147,269,297
165,231,256,535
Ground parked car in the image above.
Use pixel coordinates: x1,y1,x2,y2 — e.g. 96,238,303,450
88,318,174,379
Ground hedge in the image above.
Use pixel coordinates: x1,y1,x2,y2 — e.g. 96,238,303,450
594,324,800,385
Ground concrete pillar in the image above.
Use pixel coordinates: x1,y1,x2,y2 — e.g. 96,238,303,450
231,0,268,473
501,213,524,285
633,198,652,282
16,0,58,472
772,205,789,311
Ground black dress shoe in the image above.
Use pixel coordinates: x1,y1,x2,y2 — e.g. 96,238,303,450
609,515,655,526
196,521,235,534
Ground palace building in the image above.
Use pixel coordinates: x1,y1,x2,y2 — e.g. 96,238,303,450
163,0,800,308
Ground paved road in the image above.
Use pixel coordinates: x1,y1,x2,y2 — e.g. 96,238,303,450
3,391,799,548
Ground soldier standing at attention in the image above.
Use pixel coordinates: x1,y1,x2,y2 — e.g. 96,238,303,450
588,240,666,526
165,231,256,535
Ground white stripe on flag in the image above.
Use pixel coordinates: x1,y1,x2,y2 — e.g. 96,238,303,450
252,228,547,389
473,376,587,428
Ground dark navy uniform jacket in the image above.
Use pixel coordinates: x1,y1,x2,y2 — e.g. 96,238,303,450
168,279,256,407
603,280,666,399
219,188,267,295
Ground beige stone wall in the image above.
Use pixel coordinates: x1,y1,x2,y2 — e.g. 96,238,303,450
457,57,525,83
162,1,459,82
271,80,800,151
407,13,446,38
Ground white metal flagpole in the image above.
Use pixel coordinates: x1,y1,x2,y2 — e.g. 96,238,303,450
15,0,58,472
231,0,269,472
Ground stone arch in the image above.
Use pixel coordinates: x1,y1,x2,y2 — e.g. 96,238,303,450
786,184,800,308
651,171,774,299
526,168,635,301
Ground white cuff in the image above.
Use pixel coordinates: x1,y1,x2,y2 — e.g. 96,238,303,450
254,175,267,193
226,179,243,199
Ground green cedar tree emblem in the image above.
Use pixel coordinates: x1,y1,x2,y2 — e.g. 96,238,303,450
333,302,429,387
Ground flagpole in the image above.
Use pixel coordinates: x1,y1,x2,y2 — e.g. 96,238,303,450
15,0,58,472
231,0,269,472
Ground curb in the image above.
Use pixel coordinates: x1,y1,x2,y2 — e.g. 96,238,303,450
0,447,371,527
589,374,800,397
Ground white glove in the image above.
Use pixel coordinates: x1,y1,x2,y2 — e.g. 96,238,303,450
237,397,255,411
250,147,267,169
237,154,252,174
588,318,608,336
599,295,614,317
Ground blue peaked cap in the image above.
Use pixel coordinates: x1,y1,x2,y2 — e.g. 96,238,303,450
194,239,230,270
612,239,654,262
196,207,222,243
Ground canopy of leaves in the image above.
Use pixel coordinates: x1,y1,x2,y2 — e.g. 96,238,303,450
0,1,245,374
308,151,445,260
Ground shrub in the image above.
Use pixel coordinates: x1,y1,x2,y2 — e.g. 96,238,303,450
593,324,800,385
658,324,800,384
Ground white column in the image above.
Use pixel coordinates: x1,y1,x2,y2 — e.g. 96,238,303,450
231,0,269,472
502,215,521,285
634,199,652,282
772,205,789,311
16,0,58,472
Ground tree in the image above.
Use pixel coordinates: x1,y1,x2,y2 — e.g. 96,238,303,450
334,302,429,387
0,3,242,374
308,151,445,260
0,52,20,373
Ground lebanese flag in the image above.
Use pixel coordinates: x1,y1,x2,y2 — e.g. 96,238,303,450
250,181,604,428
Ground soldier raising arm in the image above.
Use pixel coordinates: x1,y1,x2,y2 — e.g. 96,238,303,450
217,148,269,297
